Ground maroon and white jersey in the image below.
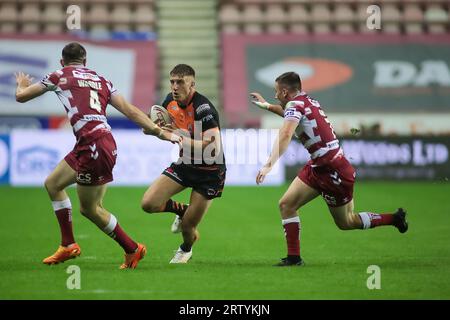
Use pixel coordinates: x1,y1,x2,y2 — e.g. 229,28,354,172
284,92,340,165
41,65,115,145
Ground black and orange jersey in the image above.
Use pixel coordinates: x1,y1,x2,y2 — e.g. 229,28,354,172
162,91,221,135
162,91,226,169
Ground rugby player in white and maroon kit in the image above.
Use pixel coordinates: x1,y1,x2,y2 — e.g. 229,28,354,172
15,42,180,269
251,72,408,266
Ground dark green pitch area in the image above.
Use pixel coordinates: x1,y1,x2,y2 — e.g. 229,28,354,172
1,182,449,299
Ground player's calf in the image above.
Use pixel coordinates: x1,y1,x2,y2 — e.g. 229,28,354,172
333,213,362,230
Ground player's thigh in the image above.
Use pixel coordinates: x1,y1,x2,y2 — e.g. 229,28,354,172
45,159,77,191
77,184,107,213
279,177,320,211
182,190,212,227
142,174,186,205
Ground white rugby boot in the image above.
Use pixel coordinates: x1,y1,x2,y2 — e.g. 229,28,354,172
169,247,192,264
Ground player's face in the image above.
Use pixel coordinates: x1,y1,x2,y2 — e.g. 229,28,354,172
170,75,195,104
274,82,289,107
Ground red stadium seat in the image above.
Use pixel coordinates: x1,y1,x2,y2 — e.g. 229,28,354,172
241,4,264,24
334,4,355,34
404,3,424,34
133,3,155,31
287,3,308,33
219,3,242,24
311,4,331,33
0,3,18,24
425,4,448,34
42,2,65,23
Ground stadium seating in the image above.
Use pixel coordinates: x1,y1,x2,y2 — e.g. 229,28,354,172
218,0,450,35
0,0,448,35
0,0,157,33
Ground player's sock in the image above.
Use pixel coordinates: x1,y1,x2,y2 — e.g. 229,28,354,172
103,214,138,254
52,198,75,247
282,216,301,257
358,212,395,229
164,199,188,217
180,242,192,252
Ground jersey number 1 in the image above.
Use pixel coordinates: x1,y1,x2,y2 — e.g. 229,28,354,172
90,90,101,113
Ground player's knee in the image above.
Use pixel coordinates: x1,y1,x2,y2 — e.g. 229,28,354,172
79,205,96,218
44,177,56,194
141,199,162,213
279,199,295,215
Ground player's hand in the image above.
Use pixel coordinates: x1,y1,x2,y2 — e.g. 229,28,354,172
256,164,272,185
250,92,270,110
162,123,178,133
159,129,182,146
15,72,33,88
153,118,163,127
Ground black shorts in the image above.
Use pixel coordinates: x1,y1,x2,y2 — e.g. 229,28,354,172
162,163,226,199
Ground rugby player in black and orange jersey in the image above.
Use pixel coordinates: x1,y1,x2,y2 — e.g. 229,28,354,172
141,64,226,263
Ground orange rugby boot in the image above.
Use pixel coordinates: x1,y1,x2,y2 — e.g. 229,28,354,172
43,243,81,265
119,243,147,269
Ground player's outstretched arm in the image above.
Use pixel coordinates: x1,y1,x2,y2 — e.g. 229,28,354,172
256,120,297,185
15,72,47,103
180,127,221,154
110,94,180,144
250,92,284,117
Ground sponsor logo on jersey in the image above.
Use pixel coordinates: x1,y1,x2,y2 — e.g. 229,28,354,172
196,103,211,114
256,58,353,92
202,114,214,122
72,70,101,81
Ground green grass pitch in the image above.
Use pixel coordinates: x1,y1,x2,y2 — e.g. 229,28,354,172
1,182,449,299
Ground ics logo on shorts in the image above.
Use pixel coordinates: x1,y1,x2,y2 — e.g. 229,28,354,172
322,193,337,206
77,173,92,184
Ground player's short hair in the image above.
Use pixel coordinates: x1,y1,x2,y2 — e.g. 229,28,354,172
62,42,86,64
170,64,195,78
276,72,302,92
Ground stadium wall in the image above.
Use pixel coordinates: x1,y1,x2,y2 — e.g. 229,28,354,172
0,129,285,187
0,130,449,186
222,33,450,133
0,35,157,117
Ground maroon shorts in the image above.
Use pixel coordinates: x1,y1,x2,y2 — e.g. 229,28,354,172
65,133,117,186
298,155,356,207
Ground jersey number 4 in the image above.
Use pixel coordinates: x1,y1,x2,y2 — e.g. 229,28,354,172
90,90,102,113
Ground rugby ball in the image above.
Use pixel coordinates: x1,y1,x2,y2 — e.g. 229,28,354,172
149,105,172,126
